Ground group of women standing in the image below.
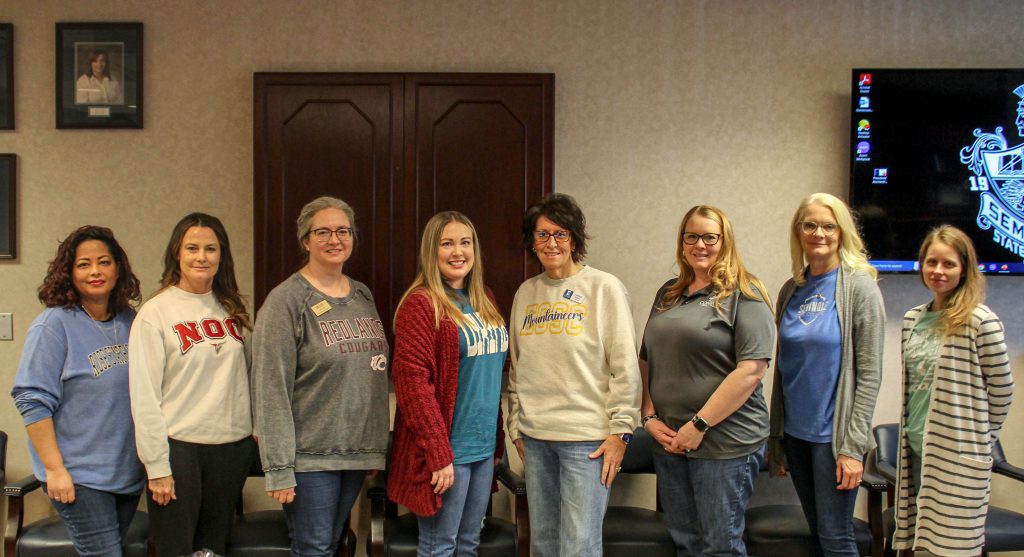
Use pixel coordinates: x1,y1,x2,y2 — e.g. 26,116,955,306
9,190,1014,557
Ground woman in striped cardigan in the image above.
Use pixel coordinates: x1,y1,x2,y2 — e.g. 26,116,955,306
895,225,1014,556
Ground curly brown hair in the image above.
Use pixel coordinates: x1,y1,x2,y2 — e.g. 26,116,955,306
38,225,141,315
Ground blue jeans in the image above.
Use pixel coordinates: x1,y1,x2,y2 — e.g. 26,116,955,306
783,435,859,557
522,435,610,557
284,470,366,557
416,457,494,557
44,484,141,556
653,448,758,557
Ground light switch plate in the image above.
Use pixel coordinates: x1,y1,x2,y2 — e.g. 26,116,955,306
0,313,12,340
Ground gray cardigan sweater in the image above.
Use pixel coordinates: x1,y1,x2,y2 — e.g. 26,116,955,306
768,265,885,472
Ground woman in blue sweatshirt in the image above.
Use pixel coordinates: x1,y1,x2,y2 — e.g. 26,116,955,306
11,225,145,556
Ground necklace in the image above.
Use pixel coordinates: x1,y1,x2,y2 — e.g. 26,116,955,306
81,306,120,346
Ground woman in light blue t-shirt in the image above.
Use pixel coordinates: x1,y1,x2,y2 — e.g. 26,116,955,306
768,193,884,557
12,225,144,556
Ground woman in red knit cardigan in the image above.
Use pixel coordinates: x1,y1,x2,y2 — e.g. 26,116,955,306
388,211,509,557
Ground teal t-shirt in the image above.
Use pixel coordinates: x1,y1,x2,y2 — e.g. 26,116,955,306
903,310,942,457
449,290,509,464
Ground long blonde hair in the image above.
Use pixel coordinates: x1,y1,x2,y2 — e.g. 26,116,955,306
918,225,985,335
659,205,772,312
788,193,877,285
395,211,504,329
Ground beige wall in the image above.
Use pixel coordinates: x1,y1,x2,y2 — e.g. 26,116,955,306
2,0,1023,551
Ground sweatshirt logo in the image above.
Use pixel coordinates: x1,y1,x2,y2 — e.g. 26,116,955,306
172,318,244,354
88,344,129,377
370,354,388,371
319,317,388,358
520,301,587,336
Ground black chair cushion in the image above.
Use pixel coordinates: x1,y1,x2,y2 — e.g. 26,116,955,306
228,509,356,556
377,512,517,557
985,506,1024,552
745,504,873,557
603,506,675,557
16,511,149,557
228,509,291,556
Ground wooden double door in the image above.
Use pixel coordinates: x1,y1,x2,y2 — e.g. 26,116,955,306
253,73,554,332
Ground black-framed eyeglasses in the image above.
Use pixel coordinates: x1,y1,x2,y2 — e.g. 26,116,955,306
534,230,572,244
682,232,721,245
798,221,838,237
311,227,354,243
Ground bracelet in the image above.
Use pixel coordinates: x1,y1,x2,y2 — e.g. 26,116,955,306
640,414,660,427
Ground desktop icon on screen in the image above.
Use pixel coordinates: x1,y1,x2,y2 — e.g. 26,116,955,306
859,97,870,109
859,73,872,86
856,141,871,155
858,119,871,131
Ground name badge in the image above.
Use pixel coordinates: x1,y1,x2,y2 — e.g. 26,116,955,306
311,300,332,316
562,289,585,303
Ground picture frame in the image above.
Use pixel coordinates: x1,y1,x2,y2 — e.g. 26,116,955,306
0,154,15,259
0,23,13,130
56,22,143,129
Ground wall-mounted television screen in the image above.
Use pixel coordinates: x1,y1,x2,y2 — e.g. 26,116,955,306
849,68,1024,274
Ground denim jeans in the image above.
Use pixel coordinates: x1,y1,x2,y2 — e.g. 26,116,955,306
783,435,859,557
653,448,758,557
416,457,494,557
284,470,366,557
44,484,141,556
522,435,610,557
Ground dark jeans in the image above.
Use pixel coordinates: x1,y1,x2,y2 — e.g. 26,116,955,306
653,448,758,557
44,484,141,556
284,470,366,557
783,434,859,557
147,436,257,557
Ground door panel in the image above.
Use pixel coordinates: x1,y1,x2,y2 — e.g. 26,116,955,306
255,72,553,336
254,74,402,327
407,75,554,319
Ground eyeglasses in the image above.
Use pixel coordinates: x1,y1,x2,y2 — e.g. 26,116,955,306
798,221,839,237
534,230,572,244
311,227,354,243
682,232,721,245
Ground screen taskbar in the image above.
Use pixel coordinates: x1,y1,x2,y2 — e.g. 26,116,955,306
870,260,1024,274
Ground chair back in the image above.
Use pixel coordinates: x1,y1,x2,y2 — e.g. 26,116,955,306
0,430,7,482
993,438,1007,468
872,423,899,483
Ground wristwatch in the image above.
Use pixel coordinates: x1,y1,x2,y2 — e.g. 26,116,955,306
619,433,633,444
690,415,711,433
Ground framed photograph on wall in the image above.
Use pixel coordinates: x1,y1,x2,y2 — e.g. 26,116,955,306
1,23,13,130
56,22,143,129
0,154,15,259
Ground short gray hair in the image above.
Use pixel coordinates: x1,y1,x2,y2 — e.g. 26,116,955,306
296,196,357,249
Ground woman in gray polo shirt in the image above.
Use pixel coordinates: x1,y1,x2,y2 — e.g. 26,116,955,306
639,205,775,557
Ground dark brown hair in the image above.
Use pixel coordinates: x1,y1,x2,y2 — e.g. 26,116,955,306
520,193,591,262
159,213,251,330
38,225,141,315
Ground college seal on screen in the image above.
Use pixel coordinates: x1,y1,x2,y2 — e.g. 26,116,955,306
959,84,1024,260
